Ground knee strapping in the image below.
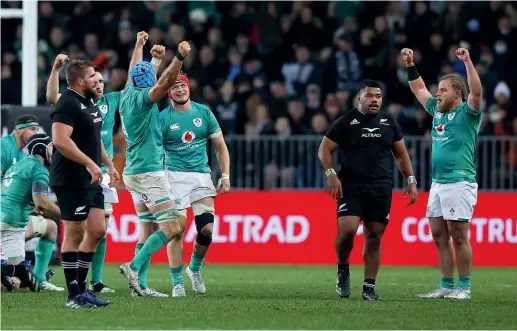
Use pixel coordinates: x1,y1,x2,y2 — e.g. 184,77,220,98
104,203,113,217
194,213,214,233
137,210,156,222
192,203,214,216
196,232,212,246
154,208,180,222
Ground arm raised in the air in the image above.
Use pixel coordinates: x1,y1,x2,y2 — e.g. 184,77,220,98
401,48,432,109
46,54,69,105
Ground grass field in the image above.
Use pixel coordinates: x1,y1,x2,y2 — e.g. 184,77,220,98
2,265,516,330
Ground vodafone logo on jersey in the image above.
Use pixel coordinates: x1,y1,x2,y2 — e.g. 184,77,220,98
102,190,517,266
181,131,195,143
435,124,445,135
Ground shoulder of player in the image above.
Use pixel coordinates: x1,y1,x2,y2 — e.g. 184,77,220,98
192,102,213,114
54,91,80,110
159,105,173,120
331,111,355,127
380,112,399,124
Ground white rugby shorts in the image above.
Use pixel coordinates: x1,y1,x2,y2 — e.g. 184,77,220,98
165,171,216,210
0,222,26,261
123,171,174,208
426,181,478,221
101,173,119,204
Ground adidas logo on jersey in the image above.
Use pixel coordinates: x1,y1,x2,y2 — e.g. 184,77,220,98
350,119,360,125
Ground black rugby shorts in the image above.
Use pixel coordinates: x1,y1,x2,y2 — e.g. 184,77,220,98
337,181,392,224
53,185,104,221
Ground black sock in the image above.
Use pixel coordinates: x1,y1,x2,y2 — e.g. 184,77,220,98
62,251,80,298
363,278,375,292
338,263,349,272
78,252,95,293
2,264,15,277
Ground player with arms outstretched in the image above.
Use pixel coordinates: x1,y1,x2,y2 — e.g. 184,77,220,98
118,31,191,296
402,47,482,300
46,54,121,293
161,73,230,297
1,134,62,292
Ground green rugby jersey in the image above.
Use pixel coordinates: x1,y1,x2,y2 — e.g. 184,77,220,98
1,133,26,180
97,92,121,173
1,156,49,228
425,97,482,184
119,85,164,175
160,102,221,173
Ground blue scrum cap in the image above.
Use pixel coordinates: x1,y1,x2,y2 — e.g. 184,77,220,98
130,61,156,88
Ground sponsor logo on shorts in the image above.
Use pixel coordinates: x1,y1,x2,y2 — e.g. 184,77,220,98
386,213,390,219
338,203,347,212
181,131,195,143
141,194,149,202
75,206,87,215
193,118,202,127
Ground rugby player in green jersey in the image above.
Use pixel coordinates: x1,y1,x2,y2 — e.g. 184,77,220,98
160,73,230,297
1,134,63,292
47,54,121,293
402,47,483,300
118,31,192,297
1,115,39,181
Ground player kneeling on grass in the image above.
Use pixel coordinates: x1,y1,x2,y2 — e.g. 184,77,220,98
160,73,230,297
1,134,63,292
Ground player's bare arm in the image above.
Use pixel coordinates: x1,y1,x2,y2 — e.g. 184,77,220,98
46,54,68,105
392,139,418,205
52,122,102,184
33,193,61,219
401,48,432,108
100,141,119,187
150,45,166,76
126,31,148,86
211,130,230,194
318,136,342,200
148,41,191,103
457,48,483,111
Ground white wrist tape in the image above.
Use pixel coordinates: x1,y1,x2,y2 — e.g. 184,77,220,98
151,57,162,66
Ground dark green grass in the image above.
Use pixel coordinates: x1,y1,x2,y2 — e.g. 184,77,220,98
1,265,516,330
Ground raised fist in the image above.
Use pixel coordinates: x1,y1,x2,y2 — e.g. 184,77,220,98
150,45,166,60
53,54,69,69
136,31,148,47
401,48,414,66
178,41,191,57
455,48,470,63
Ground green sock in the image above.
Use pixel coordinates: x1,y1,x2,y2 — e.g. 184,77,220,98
34,238,55,282
134,243,150,289
458,275,471,291
91,236,106,283
170,265,184,286
440,277,455,289
130,231,167,272
189,250,205,272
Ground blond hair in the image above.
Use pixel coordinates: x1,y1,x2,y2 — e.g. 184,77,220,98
440,74,469,101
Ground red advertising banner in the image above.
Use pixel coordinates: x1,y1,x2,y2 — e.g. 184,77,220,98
101,190,517,266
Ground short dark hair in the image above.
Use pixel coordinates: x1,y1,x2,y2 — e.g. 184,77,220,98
15,114,39,125
93,66,103,74
66,59,93,85
359,79,382,95
361,79,381,89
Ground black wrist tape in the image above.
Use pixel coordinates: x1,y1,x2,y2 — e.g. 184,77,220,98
407,65,420,81
175,53,185,61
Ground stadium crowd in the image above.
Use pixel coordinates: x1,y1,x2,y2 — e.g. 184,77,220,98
1,1,516,189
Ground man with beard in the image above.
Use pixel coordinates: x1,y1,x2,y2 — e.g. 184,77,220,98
51,59,119,308
402,47,482,300
1,115,39,180
47,55,121,294
159,73,230,297
318,80,418,301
